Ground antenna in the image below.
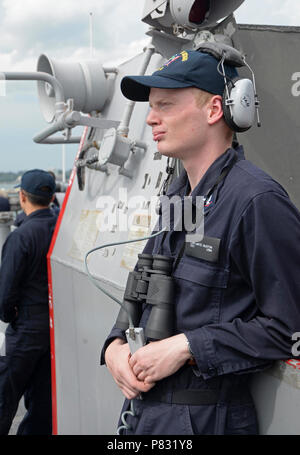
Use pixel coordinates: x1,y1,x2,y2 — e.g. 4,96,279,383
89,12,94,58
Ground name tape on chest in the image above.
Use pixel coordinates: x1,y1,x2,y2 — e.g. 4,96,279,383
185,236,221,263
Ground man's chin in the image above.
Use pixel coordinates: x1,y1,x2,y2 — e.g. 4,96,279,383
156,146,180,159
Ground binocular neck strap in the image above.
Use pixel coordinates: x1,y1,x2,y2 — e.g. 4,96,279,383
203,153,238,206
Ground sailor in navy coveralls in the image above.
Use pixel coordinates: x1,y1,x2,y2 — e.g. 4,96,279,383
0,169,57,435
101,50,300,434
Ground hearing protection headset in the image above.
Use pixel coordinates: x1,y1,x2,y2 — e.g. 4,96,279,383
198,42,261,132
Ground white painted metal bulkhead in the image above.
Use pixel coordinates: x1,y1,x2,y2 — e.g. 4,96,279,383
49,17,300,436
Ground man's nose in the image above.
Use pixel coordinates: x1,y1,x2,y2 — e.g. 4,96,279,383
146,108,160,126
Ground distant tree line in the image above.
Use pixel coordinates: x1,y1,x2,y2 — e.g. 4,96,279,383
0,172,22,183
0,170,72,183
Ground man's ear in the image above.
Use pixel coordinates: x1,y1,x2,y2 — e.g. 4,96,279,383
207,95,224,126
19,190,26,204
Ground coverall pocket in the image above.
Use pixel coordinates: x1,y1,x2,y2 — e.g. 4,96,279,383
131,401,195,435
173,256,228,287
224,403,258,435
172,257,229,328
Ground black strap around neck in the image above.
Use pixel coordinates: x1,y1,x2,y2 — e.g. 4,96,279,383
203,153,238,206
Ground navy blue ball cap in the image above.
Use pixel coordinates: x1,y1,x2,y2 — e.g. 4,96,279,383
16,169,55,198
121,50,239,101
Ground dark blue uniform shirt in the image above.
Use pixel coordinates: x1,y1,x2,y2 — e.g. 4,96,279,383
0,197,10,212
101,145,300,434
0,208,57,323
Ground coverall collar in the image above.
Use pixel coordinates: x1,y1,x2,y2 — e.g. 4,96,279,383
21,207,53,225
166,144,245,199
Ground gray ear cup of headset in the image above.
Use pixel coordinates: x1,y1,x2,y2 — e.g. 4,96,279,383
222,77,256,132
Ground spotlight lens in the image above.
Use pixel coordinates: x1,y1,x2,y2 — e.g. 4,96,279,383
189,0,210,24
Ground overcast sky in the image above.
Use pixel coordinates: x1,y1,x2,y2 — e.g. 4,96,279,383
0,0,299,173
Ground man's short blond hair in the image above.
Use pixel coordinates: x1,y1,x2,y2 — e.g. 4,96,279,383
192,87,214,108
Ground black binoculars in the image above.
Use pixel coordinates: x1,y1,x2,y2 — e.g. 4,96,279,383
115,253,175,340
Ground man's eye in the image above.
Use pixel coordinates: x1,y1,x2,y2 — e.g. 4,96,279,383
159,103,171,110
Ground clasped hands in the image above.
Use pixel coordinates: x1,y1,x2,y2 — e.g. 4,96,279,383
105,333,191,400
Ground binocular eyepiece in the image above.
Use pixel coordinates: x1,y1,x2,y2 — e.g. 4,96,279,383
115,253,175,340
